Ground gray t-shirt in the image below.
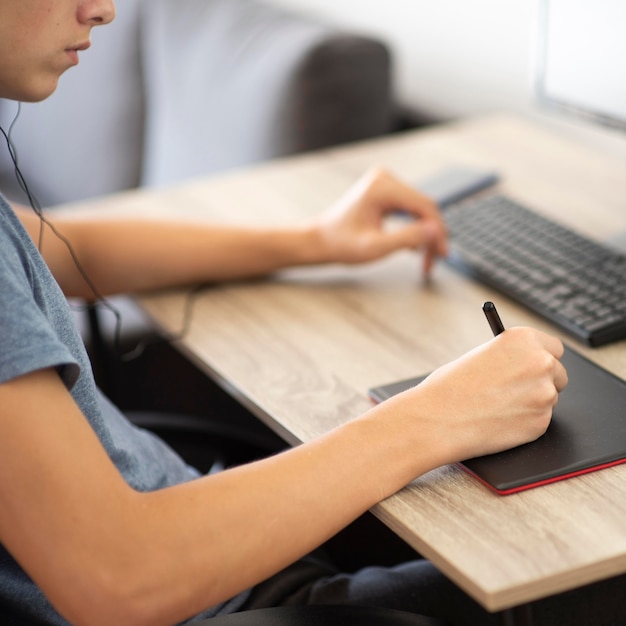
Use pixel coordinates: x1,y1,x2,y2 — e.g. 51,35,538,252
0,195,249,623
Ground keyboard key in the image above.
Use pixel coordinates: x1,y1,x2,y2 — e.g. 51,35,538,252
444,195,626,347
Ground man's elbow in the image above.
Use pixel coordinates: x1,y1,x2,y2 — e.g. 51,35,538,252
48,557,195,626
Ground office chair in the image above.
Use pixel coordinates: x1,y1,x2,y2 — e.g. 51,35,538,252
194,604,446,625
126,409,286,475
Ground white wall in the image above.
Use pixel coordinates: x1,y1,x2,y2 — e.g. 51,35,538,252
265,0,539,121
265,0,626,156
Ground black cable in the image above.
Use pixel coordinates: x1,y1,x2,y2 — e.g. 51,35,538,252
1,103,125,352
117,282,211,362
0,102,204,362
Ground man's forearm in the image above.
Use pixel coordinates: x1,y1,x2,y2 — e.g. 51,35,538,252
39,216,327,298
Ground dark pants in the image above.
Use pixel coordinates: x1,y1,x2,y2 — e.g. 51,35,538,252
239,554,626,626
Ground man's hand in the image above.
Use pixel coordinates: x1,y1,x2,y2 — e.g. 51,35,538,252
372,327,568,472
313,168,448,276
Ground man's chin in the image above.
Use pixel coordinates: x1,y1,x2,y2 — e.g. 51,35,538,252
9,75,62,103
27,79,61,102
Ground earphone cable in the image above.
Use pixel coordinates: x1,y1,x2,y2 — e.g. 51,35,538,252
0,103,203,362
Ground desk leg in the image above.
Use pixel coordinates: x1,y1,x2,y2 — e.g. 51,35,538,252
499,605,533,626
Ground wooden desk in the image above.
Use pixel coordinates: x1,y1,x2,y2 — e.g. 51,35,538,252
73,115,626,614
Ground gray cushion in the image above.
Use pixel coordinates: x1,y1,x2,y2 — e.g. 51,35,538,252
140,0,393,187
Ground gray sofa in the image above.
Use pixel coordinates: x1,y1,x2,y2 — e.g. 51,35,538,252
0,0,394,206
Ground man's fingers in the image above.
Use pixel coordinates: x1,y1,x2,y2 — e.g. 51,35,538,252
554,360,569,393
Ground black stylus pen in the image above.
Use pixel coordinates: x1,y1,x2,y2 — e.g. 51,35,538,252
483,301,505,336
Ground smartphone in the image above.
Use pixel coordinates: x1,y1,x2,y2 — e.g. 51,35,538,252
416,167,500,208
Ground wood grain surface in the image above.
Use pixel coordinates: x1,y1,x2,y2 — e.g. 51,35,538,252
64,114,626,611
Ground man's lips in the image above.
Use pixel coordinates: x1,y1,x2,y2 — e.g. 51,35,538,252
70,40,91,52
65,41,90,65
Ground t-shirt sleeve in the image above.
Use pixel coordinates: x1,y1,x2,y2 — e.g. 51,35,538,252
0,249,80,390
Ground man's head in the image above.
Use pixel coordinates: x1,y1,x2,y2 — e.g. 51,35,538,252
0,0,115,102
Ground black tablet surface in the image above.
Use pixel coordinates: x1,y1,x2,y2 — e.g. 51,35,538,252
368,346,626,495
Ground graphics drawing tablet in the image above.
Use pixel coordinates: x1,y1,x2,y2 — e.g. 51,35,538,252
368,346,626,495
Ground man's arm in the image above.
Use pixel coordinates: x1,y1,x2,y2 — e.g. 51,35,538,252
0,328,566,626
15,169,447,299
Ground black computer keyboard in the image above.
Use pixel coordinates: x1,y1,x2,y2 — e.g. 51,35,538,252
444,194,626,347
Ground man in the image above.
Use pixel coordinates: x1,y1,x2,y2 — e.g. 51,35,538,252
0,2,567,624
